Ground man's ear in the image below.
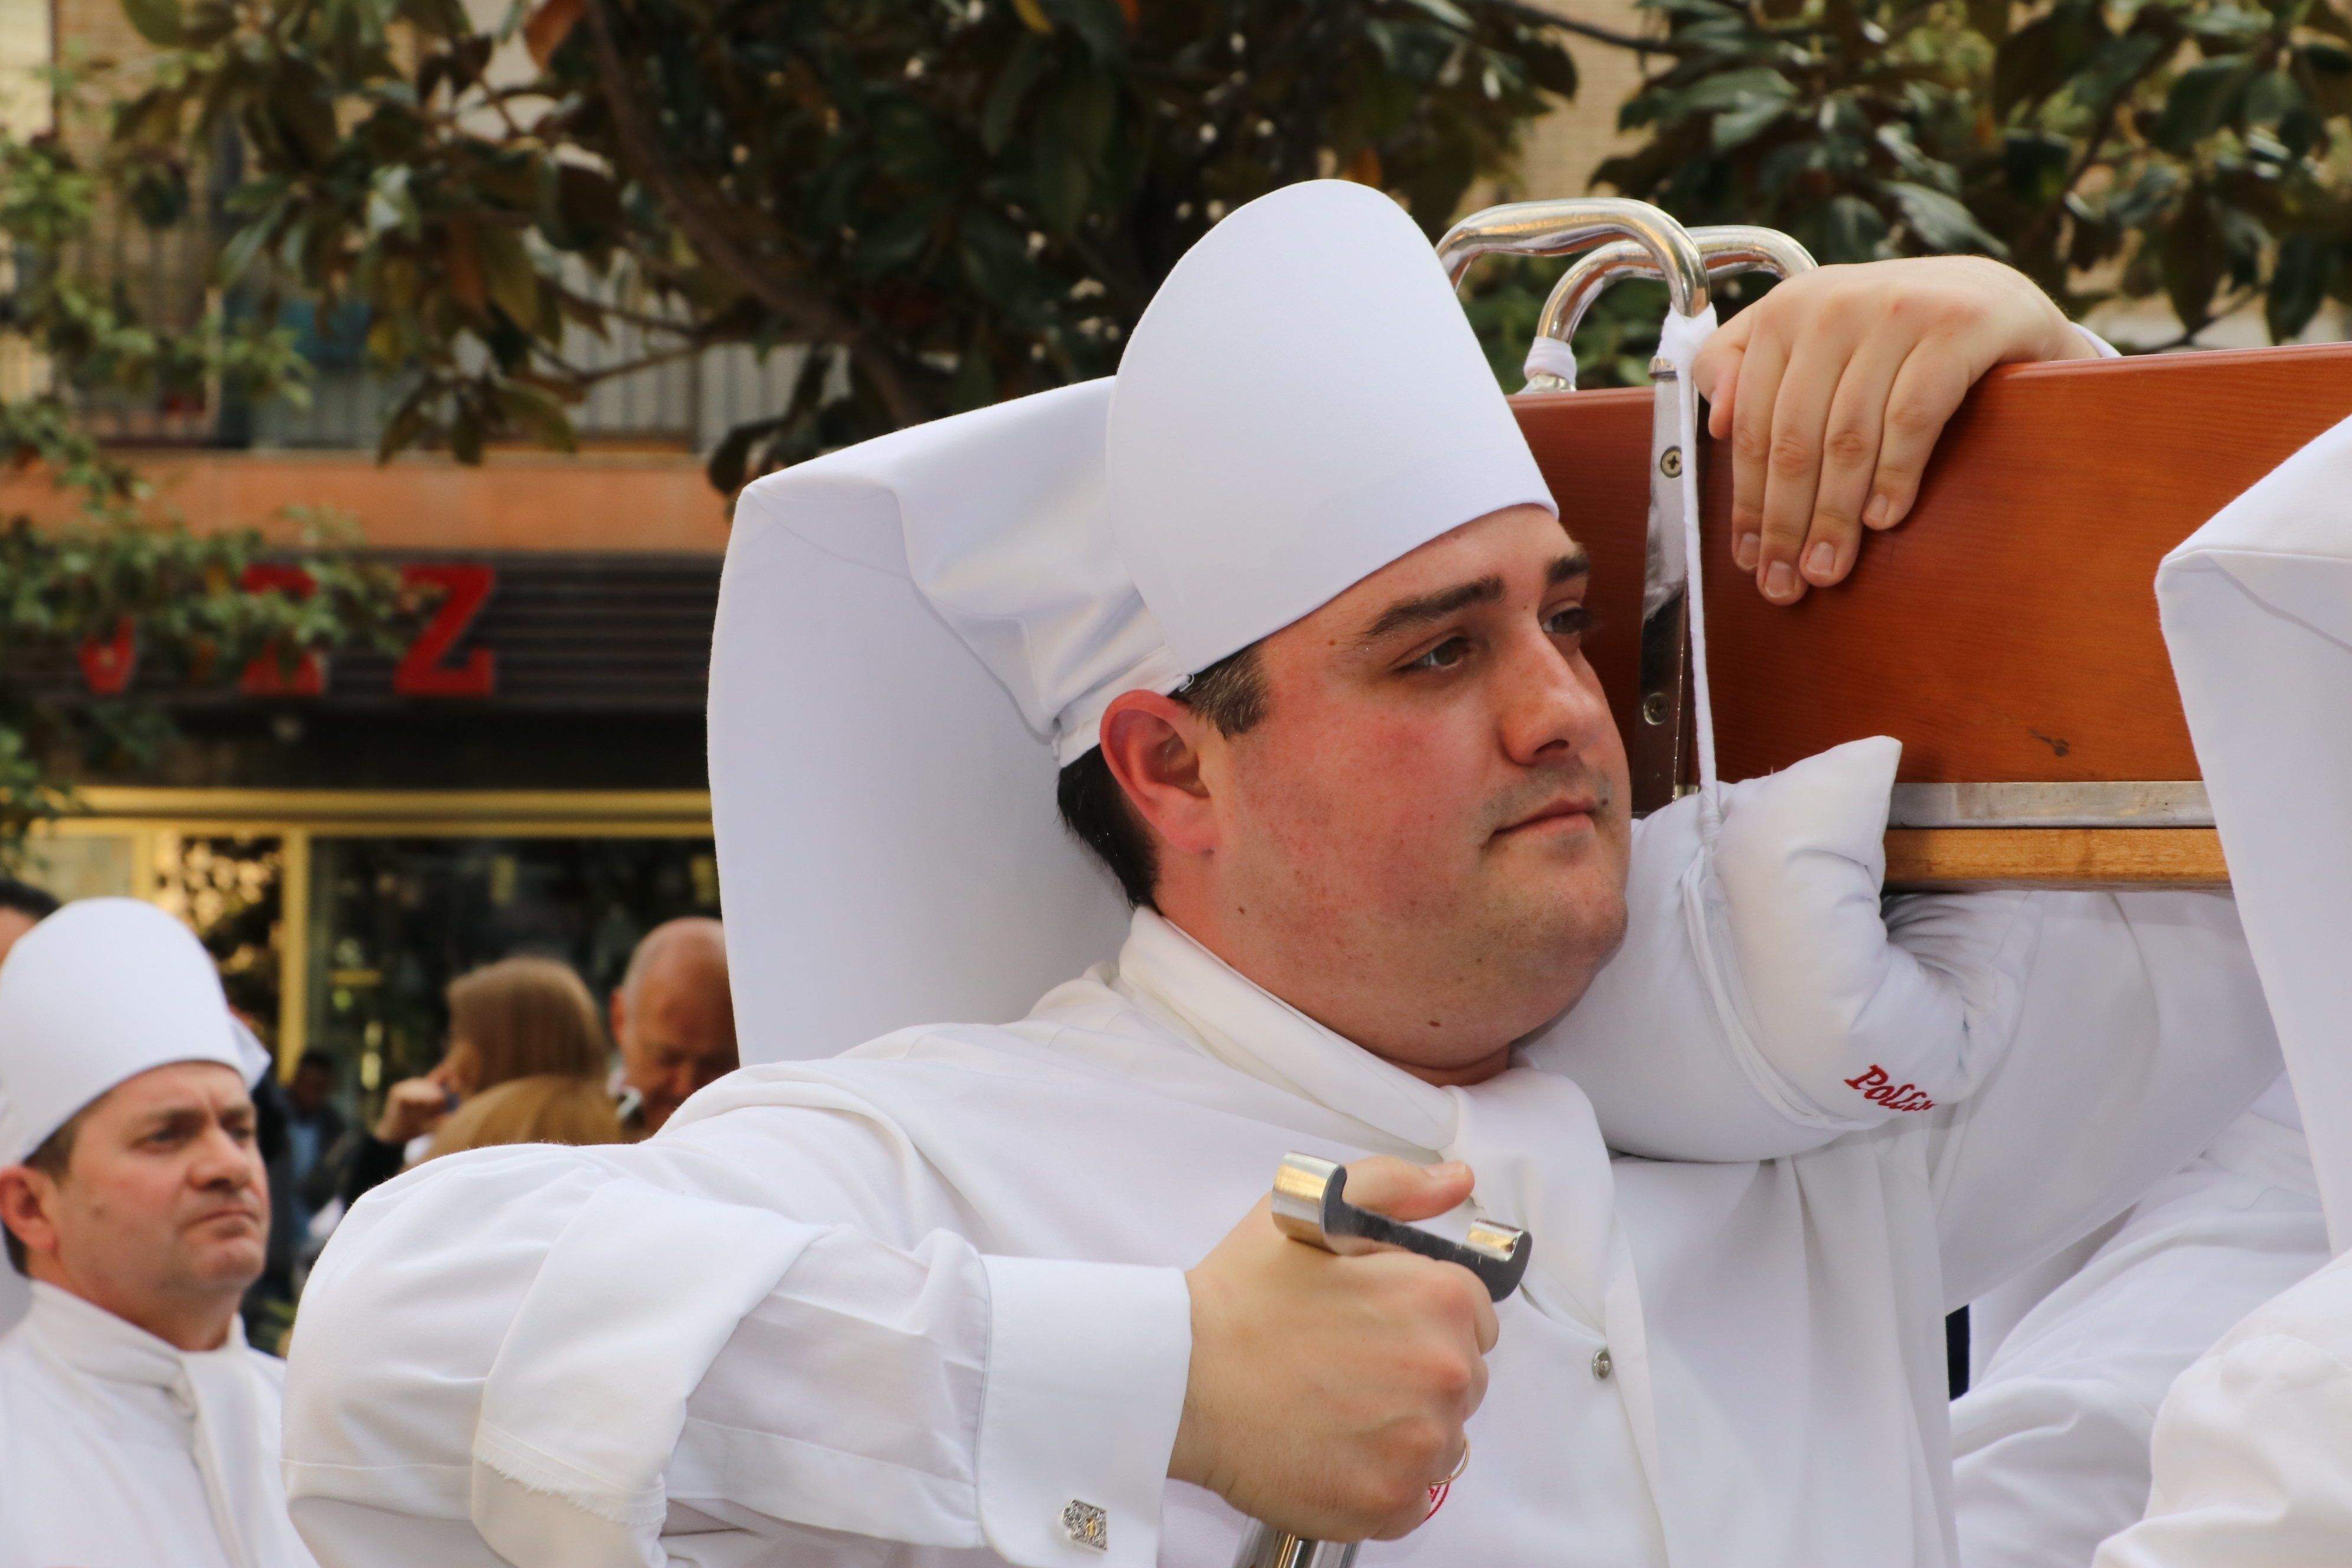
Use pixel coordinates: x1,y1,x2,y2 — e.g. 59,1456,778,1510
0,1165,58,1263
1099,690,1221,861
608,988,628,1050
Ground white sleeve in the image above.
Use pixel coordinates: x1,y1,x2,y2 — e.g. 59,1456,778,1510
1954,1374,2165,1568
1926,890,2281,1306
2093,1331,2352,1568
283,1116,1191,1568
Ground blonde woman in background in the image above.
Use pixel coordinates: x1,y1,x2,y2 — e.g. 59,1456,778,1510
338,956,610,1207
425,1073,620,1158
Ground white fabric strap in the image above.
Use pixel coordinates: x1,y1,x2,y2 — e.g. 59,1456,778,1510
179,1349,302,1568
1654,305,1722,796
1521,334,1581,389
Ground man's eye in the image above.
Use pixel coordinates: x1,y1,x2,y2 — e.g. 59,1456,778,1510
1406,636,1470,672
1544,605,1591,638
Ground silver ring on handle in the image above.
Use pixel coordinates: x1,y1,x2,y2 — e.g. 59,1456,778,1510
1523,226,1818,391
1438,198,1710,322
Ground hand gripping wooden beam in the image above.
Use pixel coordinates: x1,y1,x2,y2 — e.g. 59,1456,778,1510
1445,198,2352,889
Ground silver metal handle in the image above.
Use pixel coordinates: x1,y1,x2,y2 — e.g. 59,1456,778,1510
1438,197,1710,321
1231,1155,1530,1568
1232,1525,1361,1567
1524,226,1818,391
1270,1152,1530,1300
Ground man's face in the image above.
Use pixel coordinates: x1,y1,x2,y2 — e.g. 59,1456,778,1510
615,956,738,1132
290,1060,333,1114
1193,504,1632,1072
15,1061,267,1312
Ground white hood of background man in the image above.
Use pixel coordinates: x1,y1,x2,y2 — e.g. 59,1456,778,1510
0,897,310,1568
711,177,2017,1159
0,897,272,1167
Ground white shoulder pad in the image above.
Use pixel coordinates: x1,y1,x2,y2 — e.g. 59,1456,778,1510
1523,737,2040,1161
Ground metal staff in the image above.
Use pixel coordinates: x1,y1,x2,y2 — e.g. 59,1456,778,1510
1230,1154,1532,1568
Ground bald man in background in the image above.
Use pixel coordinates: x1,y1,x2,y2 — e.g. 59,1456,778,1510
607,917,737,1136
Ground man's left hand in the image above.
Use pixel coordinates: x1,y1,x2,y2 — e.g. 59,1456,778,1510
1691,256,2099,605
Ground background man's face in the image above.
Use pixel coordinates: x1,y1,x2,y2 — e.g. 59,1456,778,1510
612,937,738,1132
1204,504,1633,1070
290,1060,334,1114
0,907,39,966
26,1061,268,1310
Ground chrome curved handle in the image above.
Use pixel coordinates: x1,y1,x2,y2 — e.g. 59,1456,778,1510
1438,197,1710,321
1523,225,1817,391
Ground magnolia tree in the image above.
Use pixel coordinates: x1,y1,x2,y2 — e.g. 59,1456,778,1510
115,0,1587,486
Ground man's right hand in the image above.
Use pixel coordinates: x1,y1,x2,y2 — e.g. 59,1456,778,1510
1170,1157,1497,1541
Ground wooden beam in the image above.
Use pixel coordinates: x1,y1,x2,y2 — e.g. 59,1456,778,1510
1884,828,2227,891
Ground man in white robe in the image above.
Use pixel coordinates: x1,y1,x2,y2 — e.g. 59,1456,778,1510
283,182,2281,1568
0,898,318,1568
1951,1073,2323,1568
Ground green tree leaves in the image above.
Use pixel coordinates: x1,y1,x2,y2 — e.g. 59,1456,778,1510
1600,0,2352,349
0,99,406,857
128,0,1583,489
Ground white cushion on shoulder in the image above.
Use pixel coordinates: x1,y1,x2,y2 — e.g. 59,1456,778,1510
1523,737,2040,1161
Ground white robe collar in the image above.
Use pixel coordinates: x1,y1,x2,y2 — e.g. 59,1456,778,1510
1103,907,1667,1513
19,1281,308,1568
1110,907,1461,1154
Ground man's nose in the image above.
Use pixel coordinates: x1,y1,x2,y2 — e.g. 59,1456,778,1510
1497,629,1612,765
189,1123,257,1189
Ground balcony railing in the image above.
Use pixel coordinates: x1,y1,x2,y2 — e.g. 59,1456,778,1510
21,201,803,458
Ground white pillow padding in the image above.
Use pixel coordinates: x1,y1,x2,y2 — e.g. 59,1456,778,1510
1525,737,2043,1161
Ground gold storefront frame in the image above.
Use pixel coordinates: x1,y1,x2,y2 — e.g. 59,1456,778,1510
34,788,714,1074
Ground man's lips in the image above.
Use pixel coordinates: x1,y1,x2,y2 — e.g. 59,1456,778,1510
189,1204,262,1230
1495,796,1600,835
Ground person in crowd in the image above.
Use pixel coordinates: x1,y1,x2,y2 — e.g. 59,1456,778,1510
1951,1074,2324,1568
426,1073,623,1159
282,1050,346,1239
338,955,607,1207
0,898,316,1567
607,915,736,1136
0,876,59,964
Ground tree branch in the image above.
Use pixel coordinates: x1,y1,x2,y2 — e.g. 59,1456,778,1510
576,0,932,427
1485,0,1690,56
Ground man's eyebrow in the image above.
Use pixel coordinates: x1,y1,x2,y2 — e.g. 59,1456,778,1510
1547,547,1591,586
1351,549,1592,648
1355,576,1504,645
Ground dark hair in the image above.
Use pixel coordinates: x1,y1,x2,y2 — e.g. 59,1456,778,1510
4,1113,81,1276
295,1050,337,1079
0,878,60,925
1056,643,1267,908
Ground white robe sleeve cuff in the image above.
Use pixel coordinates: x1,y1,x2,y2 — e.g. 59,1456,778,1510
975,1256,1192,1567
470,1177,822,1568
